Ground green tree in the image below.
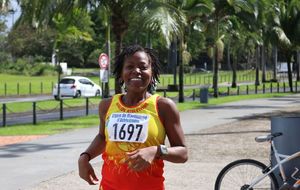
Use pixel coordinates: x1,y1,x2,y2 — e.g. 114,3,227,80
174,0,213,102
7,24,55,58
269,0,300,92
13,1,93,63
144,0,213,102
202,0,254,97
78,0,186,94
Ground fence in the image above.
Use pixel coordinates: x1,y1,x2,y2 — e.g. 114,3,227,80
0,97,99,127
1,81,298,127
0,82,54,96
1,71,277,96
159,81,298,102
158,72,274,88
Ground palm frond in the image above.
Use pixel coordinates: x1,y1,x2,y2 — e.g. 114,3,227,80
227,0,254,13
216,34,225,62
143,6,186,46
273,26,291,48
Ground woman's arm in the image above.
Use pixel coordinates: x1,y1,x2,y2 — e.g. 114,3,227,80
78,98,111,184
157,97,188,163
124,96,188,172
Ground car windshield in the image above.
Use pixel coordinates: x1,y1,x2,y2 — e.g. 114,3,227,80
60,78,75,84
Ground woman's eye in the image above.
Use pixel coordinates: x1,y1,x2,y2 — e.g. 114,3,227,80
141,65,150,70
126,65,134,70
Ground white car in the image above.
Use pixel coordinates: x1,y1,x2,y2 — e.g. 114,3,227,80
52,76,102,99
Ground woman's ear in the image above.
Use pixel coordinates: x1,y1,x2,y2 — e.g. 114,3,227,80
118,79,124,87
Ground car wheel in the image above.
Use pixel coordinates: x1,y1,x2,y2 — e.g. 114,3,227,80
95,89,101,96
74,90,81,98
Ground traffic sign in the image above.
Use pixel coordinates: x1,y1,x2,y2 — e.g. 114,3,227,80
98,53,109,69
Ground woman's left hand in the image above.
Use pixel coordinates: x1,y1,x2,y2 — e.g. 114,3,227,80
125,146,158,172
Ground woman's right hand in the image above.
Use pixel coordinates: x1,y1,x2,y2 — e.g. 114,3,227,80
78,156,99,185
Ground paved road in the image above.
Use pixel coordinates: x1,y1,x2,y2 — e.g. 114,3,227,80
1,94,300,190
181,94,300,134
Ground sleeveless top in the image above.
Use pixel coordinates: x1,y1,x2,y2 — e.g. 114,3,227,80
100,94,166,190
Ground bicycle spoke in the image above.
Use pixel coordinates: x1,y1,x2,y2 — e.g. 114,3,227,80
215,159,277,190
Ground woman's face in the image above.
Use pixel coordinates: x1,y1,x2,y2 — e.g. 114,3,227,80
121,51,152,93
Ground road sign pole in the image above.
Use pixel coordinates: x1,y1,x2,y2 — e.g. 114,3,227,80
98,53,110,98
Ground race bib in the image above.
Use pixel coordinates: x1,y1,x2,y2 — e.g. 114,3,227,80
107,113,149,143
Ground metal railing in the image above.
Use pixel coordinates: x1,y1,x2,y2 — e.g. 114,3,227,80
1,81,299,127
0,97,98,127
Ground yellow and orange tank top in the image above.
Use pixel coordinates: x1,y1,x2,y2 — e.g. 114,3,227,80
100,94,166,190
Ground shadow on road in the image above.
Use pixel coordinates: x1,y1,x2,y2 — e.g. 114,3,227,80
0,140,90,158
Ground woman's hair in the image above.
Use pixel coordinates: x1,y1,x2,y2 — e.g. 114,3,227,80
113,44,161,92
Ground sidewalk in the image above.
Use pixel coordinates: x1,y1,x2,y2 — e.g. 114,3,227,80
1,94,300,190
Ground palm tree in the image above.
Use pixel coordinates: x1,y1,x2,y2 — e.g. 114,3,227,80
222,16,248,88
138,0,187,101
89,4,111,97
10,0,185,94
269,0,300,92
233,0,280,86
178,0,213,102
257,0,286,83
158,0,213,102
202,0,253,97
78,0,187,94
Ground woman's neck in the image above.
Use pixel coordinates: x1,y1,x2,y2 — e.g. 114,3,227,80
122,92,150,106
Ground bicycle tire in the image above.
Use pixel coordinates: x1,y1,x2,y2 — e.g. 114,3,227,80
214,159,279,190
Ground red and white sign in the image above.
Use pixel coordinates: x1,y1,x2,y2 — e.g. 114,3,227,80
98,53,109,69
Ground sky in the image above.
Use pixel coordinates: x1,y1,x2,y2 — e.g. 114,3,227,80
4,0,20,31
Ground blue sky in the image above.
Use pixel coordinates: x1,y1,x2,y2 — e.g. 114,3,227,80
5,0,20,31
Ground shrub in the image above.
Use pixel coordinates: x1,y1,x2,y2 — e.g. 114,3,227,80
0,56,56,76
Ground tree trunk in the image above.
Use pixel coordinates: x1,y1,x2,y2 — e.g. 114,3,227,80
261,45,266,82
178,38,184,103
246,51,251,70
255,45,260,86
227,43,231,70
297,51,300,81
104,20,111,98
171,40,177,85
213,47,218,97
111,15,128,94
272,45,278,82
286,55,293,92
114,34,123,94
231,54,237,88
146,31,152,49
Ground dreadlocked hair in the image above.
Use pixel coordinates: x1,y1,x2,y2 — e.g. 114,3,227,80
113,44,161,92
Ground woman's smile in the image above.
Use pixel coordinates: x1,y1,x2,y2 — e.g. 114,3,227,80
121,51,152,92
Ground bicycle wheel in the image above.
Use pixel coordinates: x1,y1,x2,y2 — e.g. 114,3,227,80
215,159,278,190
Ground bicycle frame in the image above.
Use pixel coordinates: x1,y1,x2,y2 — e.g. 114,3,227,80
247,140,300,189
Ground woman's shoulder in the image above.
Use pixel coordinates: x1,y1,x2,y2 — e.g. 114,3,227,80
156,96,179,124
100,97,113,104
156,96,177,111
99,97,113,114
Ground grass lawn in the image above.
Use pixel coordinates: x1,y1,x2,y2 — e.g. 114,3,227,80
0,70,275,96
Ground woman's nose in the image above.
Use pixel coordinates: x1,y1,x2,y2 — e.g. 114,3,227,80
133,67,141,73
